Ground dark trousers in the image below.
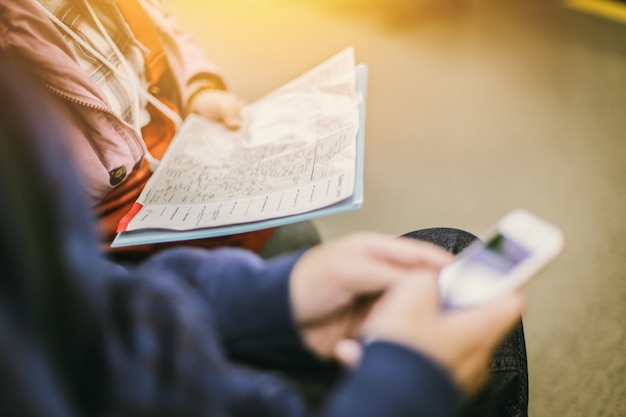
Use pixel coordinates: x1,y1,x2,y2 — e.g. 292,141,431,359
402,228,529,417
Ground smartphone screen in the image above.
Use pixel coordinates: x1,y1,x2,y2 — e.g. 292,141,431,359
467,234,530,278
439,233,531,308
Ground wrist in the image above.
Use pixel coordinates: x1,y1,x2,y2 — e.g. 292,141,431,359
186,75,226,109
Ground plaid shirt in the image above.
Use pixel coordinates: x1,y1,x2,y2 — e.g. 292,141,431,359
37,0,151,129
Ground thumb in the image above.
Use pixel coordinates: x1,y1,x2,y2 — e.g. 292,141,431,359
453,290,526,347
334,339,363,368
222,110,241,130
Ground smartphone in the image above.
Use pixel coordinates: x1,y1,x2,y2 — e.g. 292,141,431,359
438,209,564,309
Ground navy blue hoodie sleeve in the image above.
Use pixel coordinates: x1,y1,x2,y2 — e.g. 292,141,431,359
135,246,329,371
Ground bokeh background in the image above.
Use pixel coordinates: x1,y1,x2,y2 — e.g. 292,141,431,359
162,0,626,415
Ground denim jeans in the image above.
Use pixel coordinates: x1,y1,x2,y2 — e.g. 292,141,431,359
402,228,529,417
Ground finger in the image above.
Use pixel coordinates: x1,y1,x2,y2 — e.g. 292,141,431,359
456,358,490,397
483,291,526,344
451,290,525,347
223,115,241,130
393,269,441,315
360,271,441,343
360,234,454,269
220,101,243,130
339,259,440,294
334,339,363,368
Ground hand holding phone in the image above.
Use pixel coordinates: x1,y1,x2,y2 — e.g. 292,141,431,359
438,209,564,309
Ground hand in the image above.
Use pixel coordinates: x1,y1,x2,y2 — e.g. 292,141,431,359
188,89,245,130
362,272,525,396
289,232,453,359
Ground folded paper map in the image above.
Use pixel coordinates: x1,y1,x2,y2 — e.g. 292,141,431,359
112,47,367,247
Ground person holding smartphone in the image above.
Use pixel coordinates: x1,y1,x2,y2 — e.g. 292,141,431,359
0,52,529,417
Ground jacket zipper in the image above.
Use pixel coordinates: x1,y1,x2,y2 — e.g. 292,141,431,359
43,83,149,156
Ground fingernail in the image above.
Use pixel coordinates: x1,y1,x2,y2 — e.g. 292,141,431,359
226,117,240,129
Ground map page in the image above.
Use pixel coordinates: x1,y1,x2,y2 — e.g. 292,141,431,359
118,47,360,232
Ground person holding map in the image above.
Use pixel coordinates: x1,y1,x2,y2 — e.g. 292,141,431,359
1,0,320,262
